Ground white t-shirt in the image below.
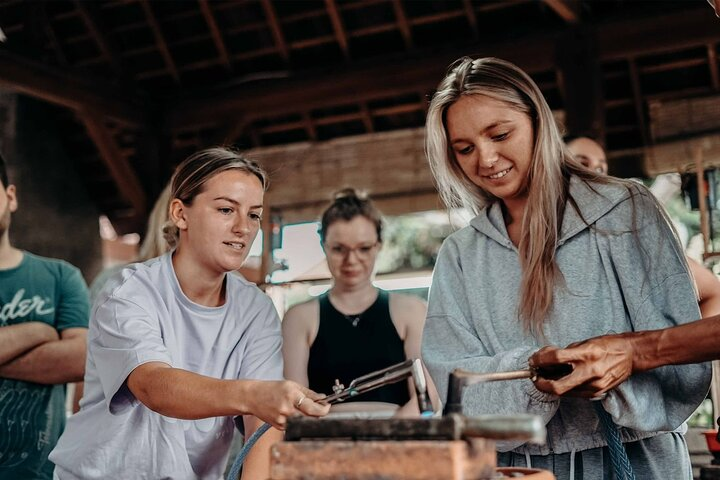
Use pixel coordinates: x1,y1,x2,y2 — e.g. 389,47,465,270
50,253,283,479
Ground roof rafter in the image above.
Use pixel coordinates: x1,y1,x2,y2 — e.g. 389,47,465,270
462,0,479,39
198,0,231,70
628,58,651,146
166,9,717,133
75,0,126,78
360,102,374,133
324,0,350,60
0,49,144,126
598,9,718,60
302,112,318,141
139,0,180,84
166,33,557,130
392,0,413,49
708,44,720,91
78,109,147,216
542,0,580,24
261,0,289,62
37,4,68,66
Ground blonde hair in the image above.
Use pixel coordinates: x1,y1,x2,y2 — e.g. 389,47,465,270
163,147,268,248
425,57,668,338
138,184,172,261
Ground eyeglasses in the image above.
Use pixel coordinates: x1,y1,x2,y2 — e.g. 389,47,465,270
325,242,379,260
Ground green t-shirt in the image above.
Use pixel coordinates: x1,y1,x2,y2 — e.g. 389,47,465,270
0,252,89,480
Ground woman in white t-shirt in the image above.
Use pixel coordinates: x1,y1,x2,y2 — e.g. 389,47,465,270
51,147,329,480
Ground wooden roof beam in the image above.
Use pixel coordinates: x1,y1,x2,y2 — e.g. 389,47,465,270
166,33,558,129
38,4,68,66
313,111,363,126
74,0,126,78
261,0,289,62
0,49,144,126
139,0,180,84
302,112,318,141
392,0,413,49
198,0,232,70
324,0,350,60
542,0,580,24
462,0,479,39
167,9,716,131
408,10,464,27
78,109,147,216
556,27,604,140
219,120,249,145
360,103,374,133
628,58,651,146
598,9,719,60
708,44,720,91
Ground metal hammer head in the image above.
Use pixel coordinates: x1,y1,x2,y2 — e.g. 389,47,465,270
410,358,433,416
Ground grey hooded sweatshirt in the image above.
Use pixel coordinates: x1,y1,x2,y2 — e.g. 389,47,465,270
423,176,711,479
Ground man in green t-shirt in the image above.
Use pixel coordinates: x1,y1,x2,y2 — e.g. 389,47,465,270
0,152,89,480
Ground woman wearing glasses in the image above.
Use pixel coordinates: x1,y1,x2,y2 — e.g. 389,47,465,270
282,188,439,416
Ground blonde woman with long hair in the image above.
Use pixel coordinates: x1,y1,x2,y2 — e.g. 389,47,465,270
422,57,709,479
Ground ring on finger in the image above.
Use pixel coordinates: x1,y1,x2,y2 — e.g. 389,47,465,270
295,394,306,408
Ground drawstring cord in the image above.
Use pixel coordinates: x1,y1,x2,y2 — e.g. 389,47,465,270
593,402,636,480
227,422,271,480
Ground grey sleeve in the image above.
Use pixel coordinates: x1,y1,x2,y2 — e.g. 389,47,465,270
422,240,559,439
238,296,283,382
91,295,172,414
600,192,711,430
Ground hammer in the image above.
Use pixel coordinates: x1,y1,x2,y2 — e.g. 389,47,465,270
444,364,573,415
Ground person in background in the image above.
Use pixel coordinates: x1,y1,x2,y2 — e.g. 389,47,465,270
565,136,608,175
422,56,709,479
566,135,720,318
283,188,440,417
0,152,89,480
88,183,172,304
50,147,329,480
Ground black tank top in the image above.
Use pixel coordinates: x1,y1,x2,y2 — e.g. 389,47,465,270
308,290,410,405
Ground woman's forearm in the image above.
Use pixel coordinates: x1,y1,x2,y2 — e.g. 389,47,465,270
127,363,250,419
240,420,283,480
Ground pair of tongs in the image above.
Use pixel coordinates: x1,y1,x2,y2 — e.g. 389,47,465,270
322,358,420,405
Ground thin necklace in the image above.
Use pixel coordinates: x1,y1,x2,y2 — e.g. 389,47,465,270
329,288,376,328
342,313,362,327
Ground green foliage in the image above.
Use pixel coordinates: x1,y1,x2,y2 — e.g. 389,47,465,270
377,213,456,273
688,398,715,429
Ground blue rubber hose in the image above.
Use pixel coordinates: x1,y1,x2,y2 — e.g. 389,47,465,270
227,422,271,480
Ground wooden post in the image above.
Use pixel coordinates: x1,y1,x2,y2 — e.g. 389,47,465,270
555,26,605,141
260,210,274,285
696,146,711,255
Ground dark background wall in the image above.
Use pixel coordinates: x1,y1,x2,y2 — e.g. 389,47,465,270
0,91,102,283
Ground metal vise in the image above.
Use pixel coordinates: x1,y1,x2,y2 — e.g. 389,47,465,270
268,361,555,480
